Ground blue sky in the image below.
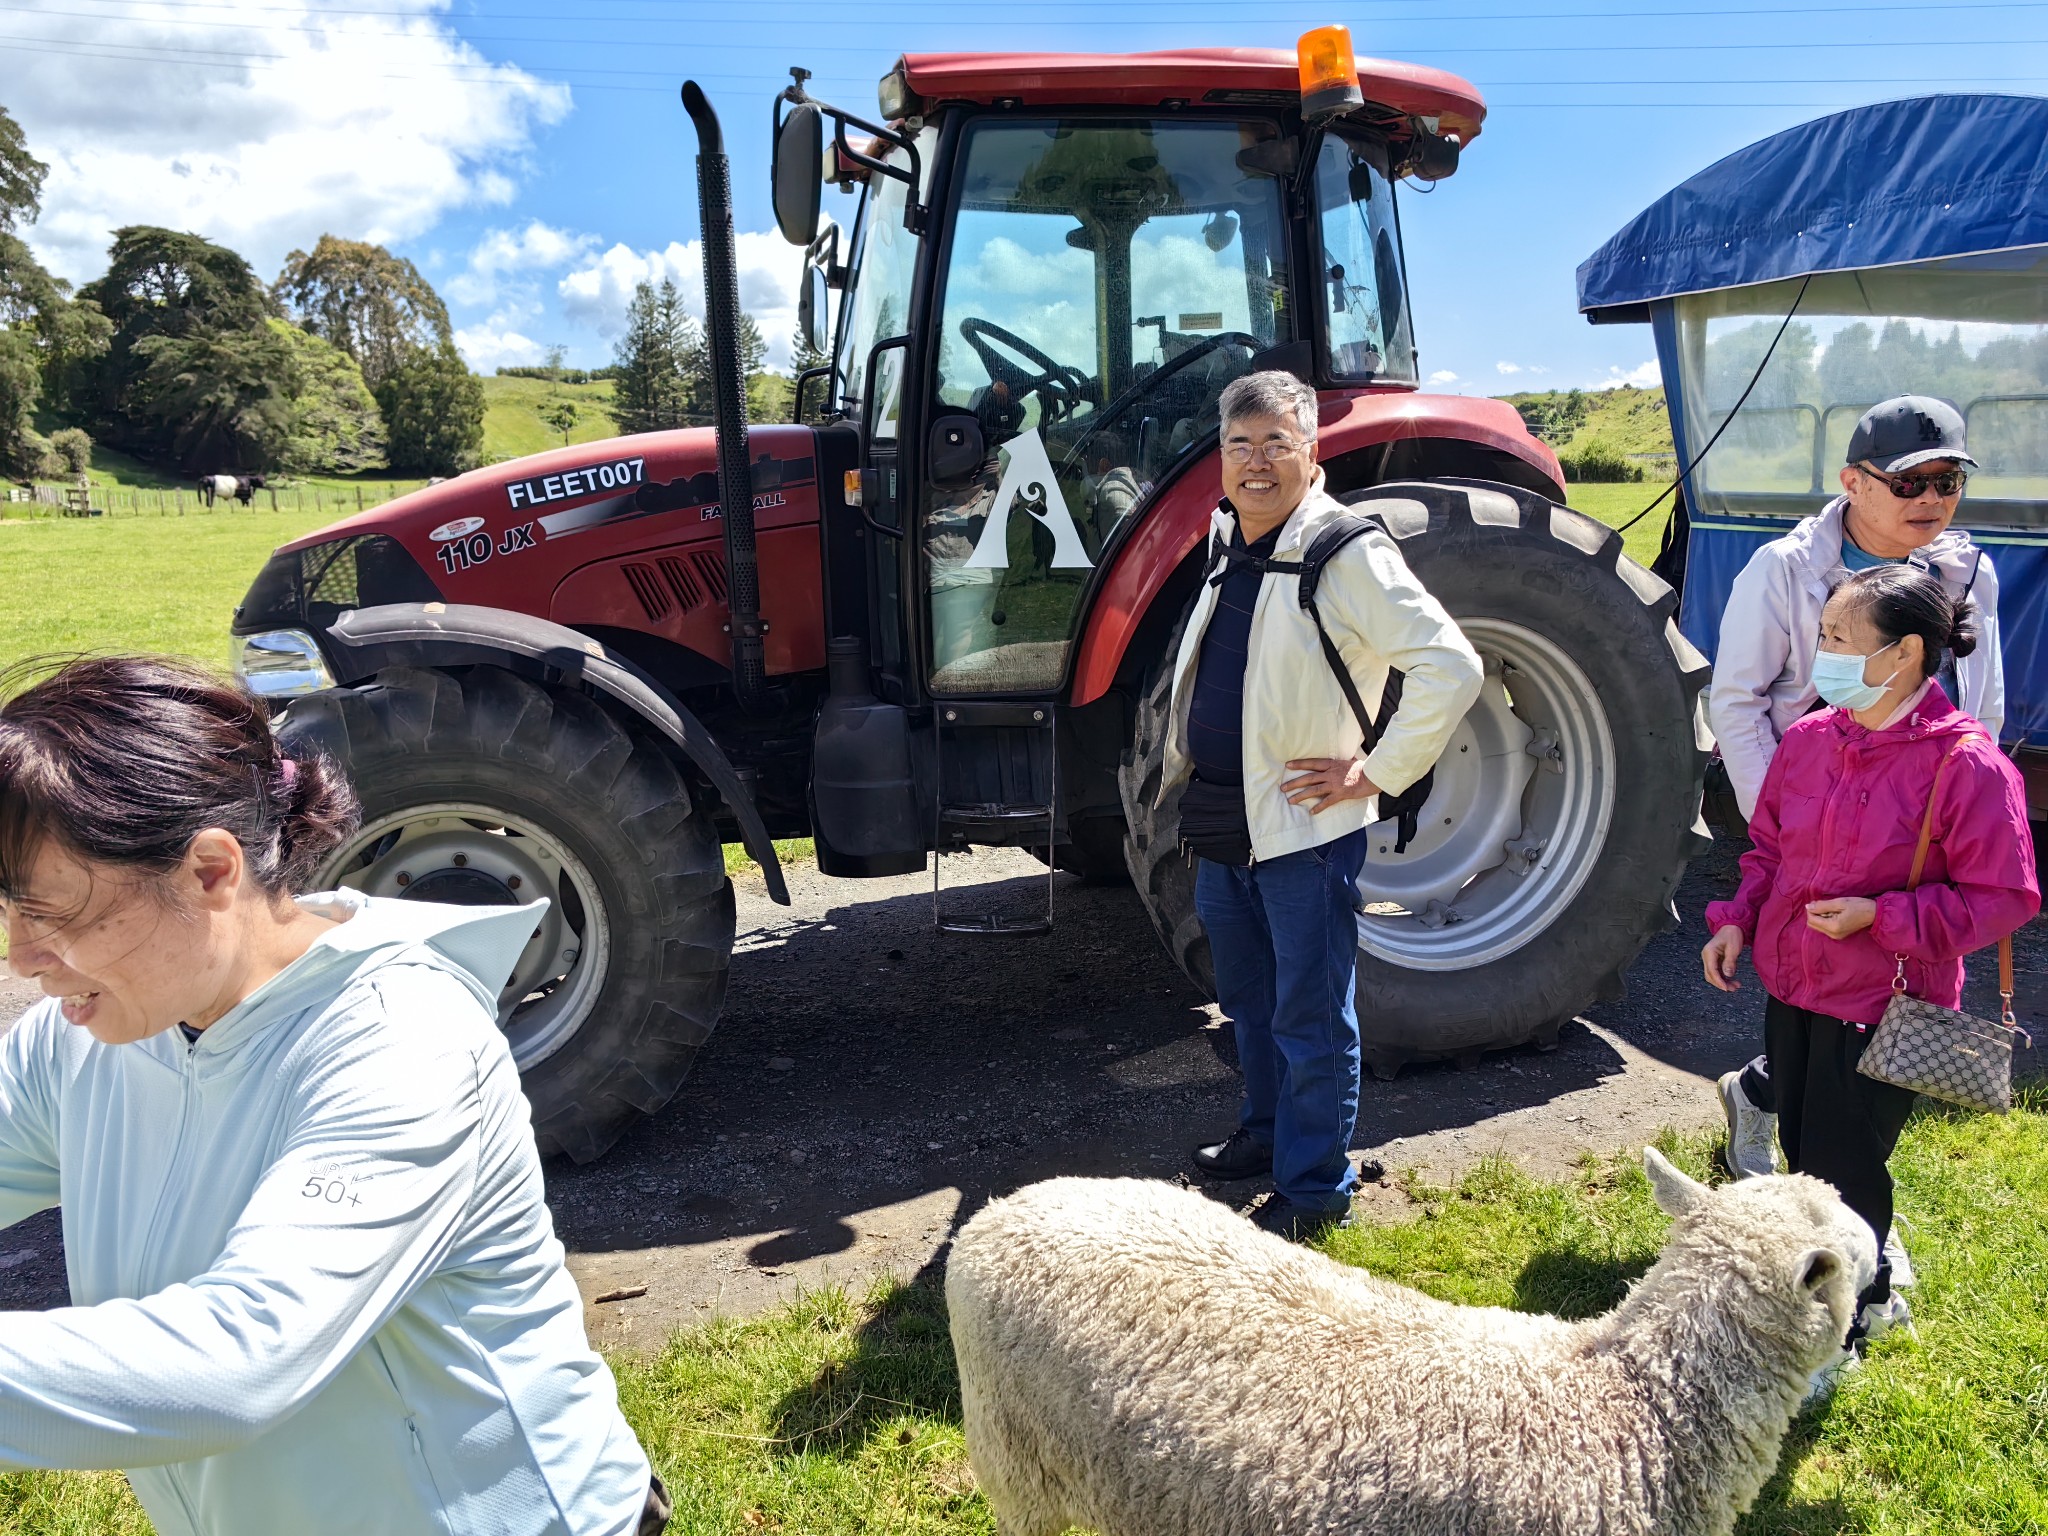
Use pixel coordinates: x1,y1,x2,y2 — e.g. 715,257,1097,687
8,0,2048,389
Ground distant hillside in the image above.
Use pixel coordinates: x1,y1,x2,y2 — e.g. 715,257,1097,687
480,372,796,464
480,375,623,461
1498,386,1675,480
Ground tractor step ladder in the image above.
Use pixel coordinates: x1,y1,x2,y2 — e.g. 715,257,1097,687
931,700,1057,936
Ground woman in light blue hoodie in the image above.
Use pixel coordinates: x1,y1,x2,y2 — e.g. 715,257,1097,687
0,656,666,1536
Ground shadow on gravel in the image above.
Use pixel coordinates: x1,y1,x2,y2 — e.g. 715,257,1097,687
544,864,1679,1278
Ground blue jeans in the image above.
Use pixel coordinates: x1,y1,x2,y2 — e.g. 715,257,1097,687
1194,826,1370,1211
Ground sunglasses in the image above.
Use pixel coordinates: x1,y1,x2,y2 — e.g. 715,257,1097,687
1859,463,1968,500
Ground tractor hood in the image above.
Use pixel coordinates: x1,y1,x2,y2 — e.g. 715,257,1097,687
233,425,826,676
274,425,819,563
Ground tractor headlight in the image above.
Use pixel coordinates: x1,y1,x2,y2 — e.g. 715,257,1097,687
234,629,333,698
877,63,919,122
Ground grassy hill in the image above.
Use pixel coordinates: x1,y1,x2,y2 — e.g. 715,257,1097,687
479,374,624,460
1499,385,1675,476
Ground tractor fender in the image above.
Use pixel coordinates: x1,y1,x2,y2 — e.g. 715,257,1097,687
317,602,790,905
1069,394,1564,707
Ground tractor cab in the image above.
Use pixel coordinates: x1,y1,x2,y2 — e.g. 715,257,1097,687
775,41,1460,712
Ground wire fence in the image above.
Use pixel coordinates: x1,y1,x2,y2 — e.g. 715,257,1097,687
2,482,420,520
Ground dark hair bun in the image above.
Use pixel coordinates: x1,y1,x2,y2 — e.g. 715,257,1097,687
1946,599,1980,660
275,753,361,891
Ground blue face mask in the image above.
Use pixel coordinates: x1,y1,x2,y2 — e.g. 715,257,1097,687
1812,639,1901,711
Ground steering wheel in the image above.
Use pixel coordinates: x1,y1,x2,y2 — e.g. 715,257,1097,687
960,317,1092,426
1061,331,1262,474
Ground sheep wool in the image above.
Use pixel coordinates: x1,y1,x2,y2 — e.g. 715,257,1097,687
947,1151,1877,1536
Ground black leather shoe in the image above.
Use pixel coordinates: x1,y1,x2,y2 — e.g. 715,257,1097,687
1249,1198,1353,1244
1192,1128,1273,1179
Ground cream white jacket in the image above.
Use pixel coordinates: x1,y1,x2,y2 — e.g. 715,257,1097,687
1707,495,2003,819
1162,476,1484,862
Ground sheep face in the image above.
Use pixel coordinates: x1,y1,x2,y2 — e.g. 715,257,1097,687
1641,1147,1878,1374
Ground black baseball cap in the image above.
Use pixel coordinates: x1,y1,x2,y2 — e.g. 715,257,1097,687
1846,396,1978,474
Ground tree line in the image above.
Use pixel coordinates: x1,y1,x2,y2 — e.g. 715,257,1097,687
610,277,821,433
0,103,484,481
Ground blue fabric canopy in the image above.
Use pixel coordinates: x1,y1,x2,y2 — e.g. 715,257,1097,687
1577,94,2048,318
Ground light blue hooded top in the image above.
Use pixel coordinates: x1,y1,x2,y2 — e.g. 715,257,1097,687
0,892,652,1536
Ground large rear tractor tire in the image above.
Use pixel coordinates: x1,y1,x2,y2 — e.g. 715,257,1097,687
1119,479,1710,1075
280,666,735,1161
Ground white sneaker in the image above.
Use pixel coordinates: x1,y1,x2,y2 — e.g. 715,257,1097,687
1884,1224,1916,1288
1859,1291,1917,1345
1802,1344,1862,1408
1717,1070,1778,1179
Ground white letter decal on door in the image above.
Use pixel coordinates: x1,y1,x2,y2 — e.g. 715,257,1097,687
962,429,1094,570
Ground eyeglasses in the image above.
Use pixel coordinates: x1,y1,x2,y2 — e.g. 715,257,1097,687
1223,439,1309,464
1859,463,1968,500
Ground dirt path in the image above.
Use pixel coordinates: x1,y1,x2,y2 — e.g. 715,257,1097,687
3,835,2038,1353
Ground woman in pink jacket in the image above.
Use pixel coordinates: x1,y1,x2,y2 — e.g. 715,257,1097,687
1702,563,2036,1367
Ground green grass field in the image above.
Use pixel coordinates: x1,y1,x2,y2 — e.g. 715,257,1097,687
5,1103,2042,1534
478,375,623,460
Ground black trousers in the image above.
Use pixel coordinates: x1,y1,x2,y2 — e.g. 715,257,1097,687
1764,995,1918,1313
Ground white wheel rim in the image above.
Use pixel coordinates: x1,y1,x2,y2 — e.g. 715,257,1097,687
1356,619,1616,971
318,802,611,1069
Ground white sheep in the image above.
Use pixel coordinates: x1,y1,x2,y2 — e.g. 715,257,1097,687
946,1151,1875,1536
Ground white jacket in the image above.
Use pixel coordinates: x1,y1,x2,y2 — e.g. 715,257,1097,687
0,892,651,1536
1707,495,2004,818
1163,474,1484,861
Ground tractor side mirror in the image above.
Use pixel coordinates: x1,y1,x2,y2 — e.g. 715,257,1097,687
773,102,824,245
799,261,831,357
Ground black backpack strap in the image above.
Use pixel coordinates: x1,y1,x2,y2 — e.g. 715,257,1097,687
1297,510,1436,853
1295,512,1389,751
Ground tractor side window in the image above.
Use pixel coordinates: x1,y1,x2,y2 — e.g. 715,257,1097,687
924,115,1291,694
834,136,929,419
1314,132,1415,383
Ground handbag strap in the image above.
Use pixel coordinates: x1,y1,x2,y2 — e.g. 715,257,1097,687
1896,735,2021,1032
1904,736,1974,889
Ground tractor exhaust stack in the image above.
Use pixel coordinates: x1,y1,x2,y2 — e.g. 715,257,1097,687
682,80,768,712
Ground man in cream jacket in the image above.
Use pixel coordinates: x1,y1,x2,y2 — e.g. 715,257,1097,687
1167,370,1482,1241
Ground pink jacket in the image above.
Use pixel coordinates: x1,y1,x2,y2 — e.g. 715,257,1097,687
1705,685,2038,1027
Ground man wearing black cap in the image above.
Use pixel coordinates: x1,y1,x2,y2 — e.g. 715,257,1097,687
1705,395,2004,1286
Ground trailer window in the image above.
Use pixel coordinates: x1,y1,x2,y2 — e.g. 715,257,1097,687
1313,131,1414,383
923,115,1292,694
1671,253,2048,530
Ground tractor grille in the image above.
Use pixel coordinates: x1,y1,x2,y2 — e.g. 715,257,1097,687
621,551,729,622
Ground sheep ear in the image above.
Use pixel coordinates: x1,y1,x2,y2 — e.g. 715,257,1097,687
1796,1248,1841,1294
1643,1147,1708,1218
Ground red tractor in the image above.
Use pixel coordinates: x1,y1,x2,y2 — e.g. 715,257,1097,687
231,33,1708,1161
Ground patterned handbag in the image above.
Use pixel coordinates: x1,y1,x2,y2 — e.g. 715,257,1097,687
1857,737,2032,1113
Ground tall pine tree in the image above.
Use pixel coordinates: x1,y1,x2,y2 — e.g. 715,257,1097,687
611,278,695,435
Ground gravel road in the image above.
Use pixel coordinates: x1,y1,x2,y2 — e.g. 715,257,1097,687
3,832,2038,1353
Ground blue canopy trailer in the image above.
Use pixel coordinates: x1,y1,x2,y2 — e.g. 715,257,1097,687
1577,93,2048,816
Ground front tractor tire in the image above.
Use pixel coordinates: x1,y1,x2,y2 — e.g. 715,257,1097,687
280,666,736,1161
1120,479,1711,1076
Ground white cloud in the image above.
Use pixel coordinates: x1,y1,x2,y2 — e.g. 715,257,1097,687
1595,360,1662,390
1495,361,1523,375
1428,369,1460,385
558,231,805,368
8,1,570,285
453,312,546,371
448,221,598,307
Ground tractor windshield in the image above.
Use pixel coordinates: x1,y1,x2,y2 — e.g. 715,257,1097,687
1313,129,1414,383
923,114,1293,693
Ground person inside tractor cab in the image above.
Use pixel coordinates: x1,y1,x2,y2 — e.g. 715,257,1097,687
0,657,668,1536
1705,396,2005,1268
1169,370,1483,1242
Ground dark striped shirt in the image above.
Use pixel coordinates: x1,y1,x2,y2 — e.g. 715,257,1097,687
1187,526,1280,789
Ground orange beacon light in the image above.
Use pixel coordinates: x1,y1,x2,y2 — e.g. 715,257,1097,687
1297,25,1364,124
